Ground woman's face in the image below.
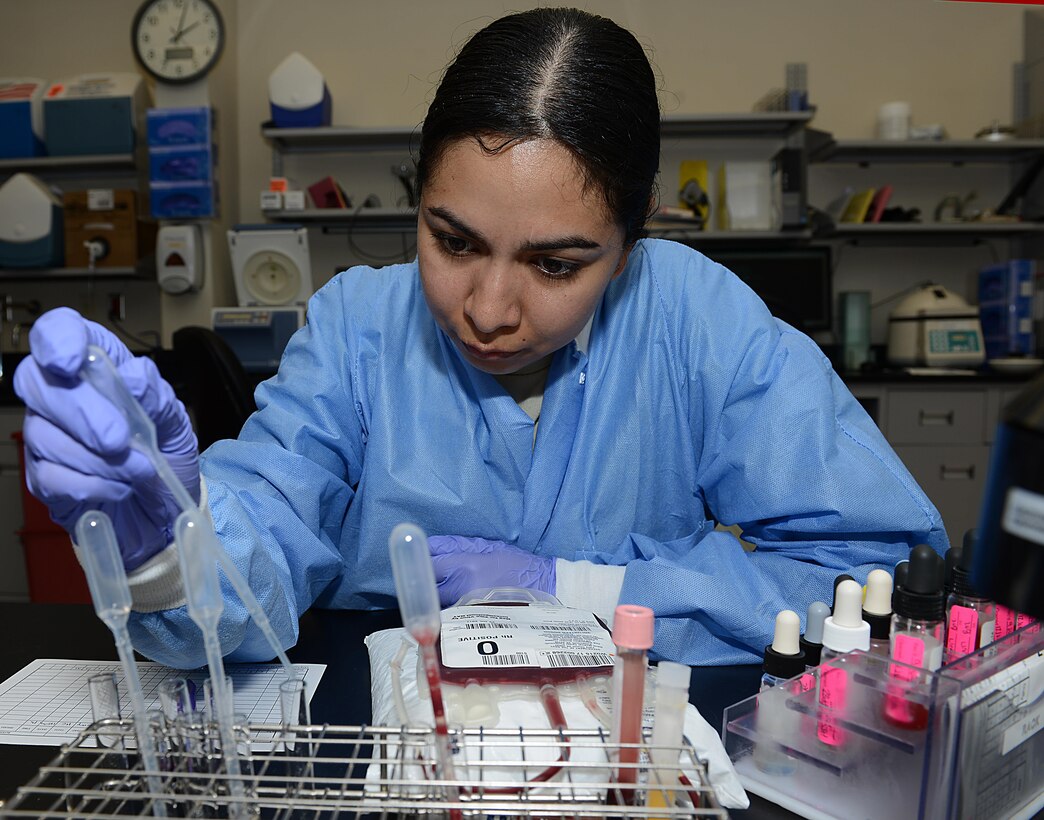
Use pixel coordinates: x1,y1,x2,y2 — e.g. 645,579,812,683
418,137,631,375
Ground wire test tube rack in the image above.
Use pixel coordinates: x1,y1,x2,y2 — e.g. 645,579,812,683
0,719,727,818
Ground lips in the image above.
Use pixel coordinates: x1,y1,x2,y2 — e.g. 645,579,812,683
463,342,516,361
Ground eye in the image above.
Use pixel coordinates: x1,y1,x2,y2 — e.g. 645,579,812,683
433,232,474,257
534,256,580,280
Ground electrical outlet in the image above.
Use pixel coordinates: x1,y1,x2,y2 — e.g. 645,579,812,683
108,293,126,322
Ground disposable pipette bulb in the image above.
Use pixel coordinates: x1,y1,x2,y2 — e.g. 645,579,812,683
388,523,441,642
800,601,830,667
762,610,805,685
821,579,870,658
863,569,894,654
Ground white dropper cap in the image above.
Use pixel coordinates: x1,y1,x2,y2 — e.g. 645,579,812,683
822,579,871,654
771,609,801,655
863,569,893,616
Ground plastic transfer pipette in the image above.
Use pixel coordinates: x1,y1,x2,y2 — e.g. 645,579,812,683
75,511,167,818
388,523,460,818
173,510,247,817
78,346,296,681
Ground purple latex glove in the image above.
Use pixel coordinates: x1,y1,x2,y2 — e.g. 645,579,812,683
428,535,556,607
13,307,200,570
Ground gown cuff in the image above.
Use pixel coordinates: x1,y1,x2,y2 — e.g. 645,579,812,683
127,478,212,613
554,559,626,628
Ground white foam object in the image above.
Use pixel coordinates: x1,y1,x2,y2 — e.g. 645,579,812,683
268,53,325,111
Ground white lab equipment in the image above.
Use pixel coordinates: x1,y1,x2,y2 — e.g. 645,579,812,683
156,223,203,294
0,172,64,267
0,78,46,158
268,53,331,128
227,225,313,307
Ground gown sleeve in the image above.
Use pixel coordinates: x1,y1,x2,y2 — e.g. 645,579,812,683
615,257,948,666
128,276,363,668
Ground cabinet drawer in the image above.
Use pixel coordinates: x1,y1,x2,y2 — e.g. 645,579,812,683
893,444,989,547
886,390,985,445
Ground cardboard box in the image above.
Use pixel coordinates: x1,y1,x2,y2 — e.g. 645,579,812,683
63,189,156,268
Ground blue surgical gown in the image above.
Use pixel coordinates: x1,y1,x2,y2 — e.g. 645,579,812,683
129,238,948,668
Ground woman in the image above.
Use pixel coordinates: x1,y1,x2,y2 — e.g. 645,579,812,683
14,8,946,669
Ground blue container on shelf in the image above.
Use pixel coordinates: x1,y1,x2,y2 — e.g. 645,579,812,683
978,259,1036,360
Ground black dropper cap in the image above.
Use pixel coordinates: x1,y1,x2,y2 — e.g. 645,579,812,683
893,544,945,622
892,560,909,612
944,544,961,598
951,529,988,601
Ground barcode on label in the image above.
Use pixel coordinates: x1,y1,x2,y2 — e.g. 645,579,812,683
479,653,532,665
532,624,593,632
544,652,614,668
462,622,518,630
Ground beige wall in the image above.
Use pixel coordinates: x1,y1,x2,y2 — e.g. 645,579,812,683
0,0,1031,344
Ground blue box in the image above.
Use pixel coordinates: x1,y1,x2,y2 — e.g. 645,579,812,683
146,106,213,147
149,145,214,183
150,181,217,219
0,79,46,158
978,259,1036,359
43,74,146,156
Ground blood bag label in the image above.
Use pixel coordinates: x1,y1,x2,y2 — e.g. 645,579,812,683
440,605,615,669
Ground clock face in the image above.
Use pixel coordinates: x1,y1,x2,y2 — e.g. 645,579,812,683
132,0,224,84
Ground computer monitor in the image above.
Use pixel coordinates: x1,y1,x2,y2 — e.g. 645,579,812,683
702,245,832,333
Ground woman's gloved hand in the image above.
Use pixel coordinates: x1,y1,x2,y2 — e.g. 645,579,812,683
428,535,556,607
13,307,200,571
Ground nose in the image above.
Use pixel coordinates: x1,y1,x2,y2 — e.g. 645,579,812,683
464,261,522,335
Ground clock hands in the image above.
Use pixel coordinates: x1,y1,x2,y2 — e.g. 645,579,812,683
172,20,201,42
171,0,188,41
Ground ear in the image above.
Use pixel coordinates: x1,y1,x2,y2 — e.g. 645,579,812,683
610,243,634,281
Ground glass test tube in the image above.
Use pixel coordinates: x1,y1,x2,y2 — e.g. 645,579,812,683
610,605,654,805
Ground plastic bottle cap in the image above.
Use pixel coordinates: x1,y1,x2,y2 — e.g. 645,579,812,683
770,610,801,655
657,660,691,690
612,604,654,649
822,579,870,653
894,544,945,621
863,569,893,616
803,601,830,644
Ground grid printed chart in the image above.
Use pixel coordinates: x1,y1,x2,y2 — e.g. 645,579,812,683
0,659,325,746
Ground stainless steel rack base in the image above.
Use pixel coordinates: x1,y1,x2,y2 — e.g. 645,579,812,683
0,721,727,818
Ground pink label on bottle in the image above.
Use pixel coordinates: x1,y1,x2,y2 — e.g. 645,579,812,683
817,665,847,746
1017,613,1040,634
947,605,979,657
889,634,925,681
799,673,815,692
995,606,1017,640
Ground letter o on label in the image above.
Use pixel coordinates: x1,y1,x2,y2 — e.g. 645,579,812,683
477,640,499,656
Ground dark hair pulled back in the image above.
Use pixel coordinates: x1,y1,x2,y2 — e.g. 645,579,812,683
417,8,660,245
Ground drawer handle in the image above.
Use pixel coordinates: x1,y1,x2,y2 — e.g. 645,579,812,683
919,410,955,427
940,465,975,481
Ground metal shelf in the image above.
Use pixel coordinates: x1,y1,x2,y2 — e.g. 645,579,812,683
824,221,1044,238
809,136,1044,165
660,111,813,138
262,111,816,153
646,226,812,243
262,206,416,233
0,153,138,172
261,124,417,154
0,265,147,281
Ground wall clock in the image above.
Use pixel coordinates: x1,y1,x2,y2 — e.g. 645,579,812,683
132,0,224,84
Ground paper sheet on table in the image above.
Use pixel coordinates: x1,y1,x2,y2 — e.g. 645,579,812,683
0,658,325,746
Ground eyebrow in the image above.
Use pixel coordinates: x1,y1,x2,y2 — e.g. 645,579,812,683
425,206,602,252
